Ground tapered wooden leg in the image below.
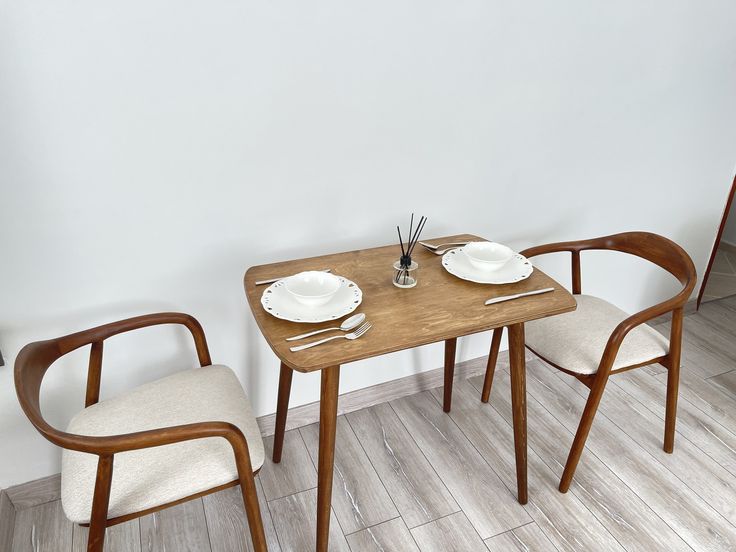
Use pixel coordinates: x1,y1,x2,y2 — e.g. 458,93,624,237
508,324,528,504
229,428,267,551
235,459,267,551
87,455,114,552
316,366,340,552
664,308,683,453
443,338,457,413
239,475,267,552
481,328,504,403
273,362,293,463
559,372,609,493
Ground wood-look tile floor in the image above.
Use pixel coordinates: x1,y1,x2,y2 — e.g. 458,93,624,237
10,296,736,551
702,245,736,303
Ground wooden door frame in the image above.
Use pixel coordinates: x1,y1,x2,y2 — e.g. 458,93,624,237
697,174,736,308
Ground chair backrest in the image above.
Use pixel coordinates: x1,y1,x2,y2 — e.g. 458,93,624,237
577,232,696,289
14,312,210,452
522,231,697,300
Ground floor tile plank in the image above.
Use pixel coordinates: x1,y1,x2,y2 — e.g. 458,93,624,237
300,417,399,535
485,522,557,552
259,429,317,502
709,370,736,398
268,488,350,552
139,499,211,552
676,312,736,371
346,403,459,528
202,479,281,552
410,512,486,552
653,321,733,379
345,517,419,552
11,500,73,552
698,301,736,340
72,520,140,552
390,392,531,539
613,369,736,476
655,367,736,435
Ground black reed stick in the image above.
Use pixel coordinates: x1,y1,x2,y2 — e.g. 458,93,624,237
407,215,427,256
397,226,406,259
395,214,428,285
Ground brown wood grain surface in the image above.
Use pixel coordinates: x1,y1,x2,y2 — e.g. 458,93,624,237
244,234,576,372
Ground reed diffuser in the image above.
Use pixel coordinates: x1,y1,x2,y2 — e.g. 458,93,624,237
393,214,427,288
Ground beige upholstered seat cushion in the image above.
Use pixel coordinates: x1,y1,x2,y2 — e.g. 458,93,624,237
526,295,669,375
61,365,264,524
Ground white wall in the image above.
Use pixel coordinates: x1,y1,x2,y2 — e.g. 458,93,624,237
1,1,735,488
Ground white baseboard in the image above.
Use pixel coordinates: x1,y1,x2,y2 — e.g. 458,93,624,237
255,348,529,437
0,490,15,551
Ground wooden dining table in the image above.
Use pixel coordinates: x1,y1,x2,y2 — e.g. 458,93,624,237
244,233,576,551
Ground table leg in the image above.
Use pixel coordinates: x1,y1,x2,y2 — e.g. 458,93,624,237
481,327,504,403
316,365,340,552
443,338,457,412
508,323,528,504
272,362,293,463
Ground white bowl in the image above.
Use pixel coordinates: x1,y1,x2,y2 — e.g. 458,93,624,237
463,242,514,272
284,271,342,306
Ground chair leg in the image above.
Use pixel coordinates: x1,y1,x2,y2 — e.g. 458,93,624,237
87,455,114,552
664,362,680,453
664,308,683,453
238,471,267,552
273,362,293,463
559,373,609,493
231,437,268,552
481,328,504,403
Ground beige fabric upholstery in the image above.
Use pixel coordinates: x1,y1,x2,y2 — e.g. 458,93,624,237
526,295,669,375
61,365,264,524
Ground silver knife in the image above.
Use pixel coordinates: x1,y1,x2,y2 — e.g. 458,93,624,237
255,269,331,286
485,287,555,306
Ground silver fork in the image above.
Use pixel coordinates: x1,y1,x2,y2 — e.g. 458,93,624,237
430,246,464,255
289,322,372,352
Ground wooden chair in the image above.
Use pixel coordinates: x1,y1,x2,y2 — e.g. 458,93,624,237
480,232,696,492
14,312,267,552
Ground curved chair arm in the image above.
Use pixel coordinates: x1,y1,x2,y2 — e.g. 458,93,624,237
598,296,687,376
49,420,253,457
521,237,601,258
15,312,213,454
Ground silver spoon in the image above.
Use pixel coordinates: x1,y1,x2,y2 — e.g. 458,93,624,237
285,313,367,341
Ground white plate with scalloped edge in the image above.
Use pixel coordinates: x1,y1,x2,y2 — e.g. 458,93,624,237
442,248,533,284
261,276,362,323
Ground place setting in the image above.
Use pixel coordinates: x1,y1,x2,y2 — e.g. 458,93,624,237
254,214,429,353
419,235,557,305
255,269,370,351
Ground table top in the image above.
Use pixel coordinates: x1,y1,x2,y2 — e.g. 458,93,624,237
244,234,576,373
